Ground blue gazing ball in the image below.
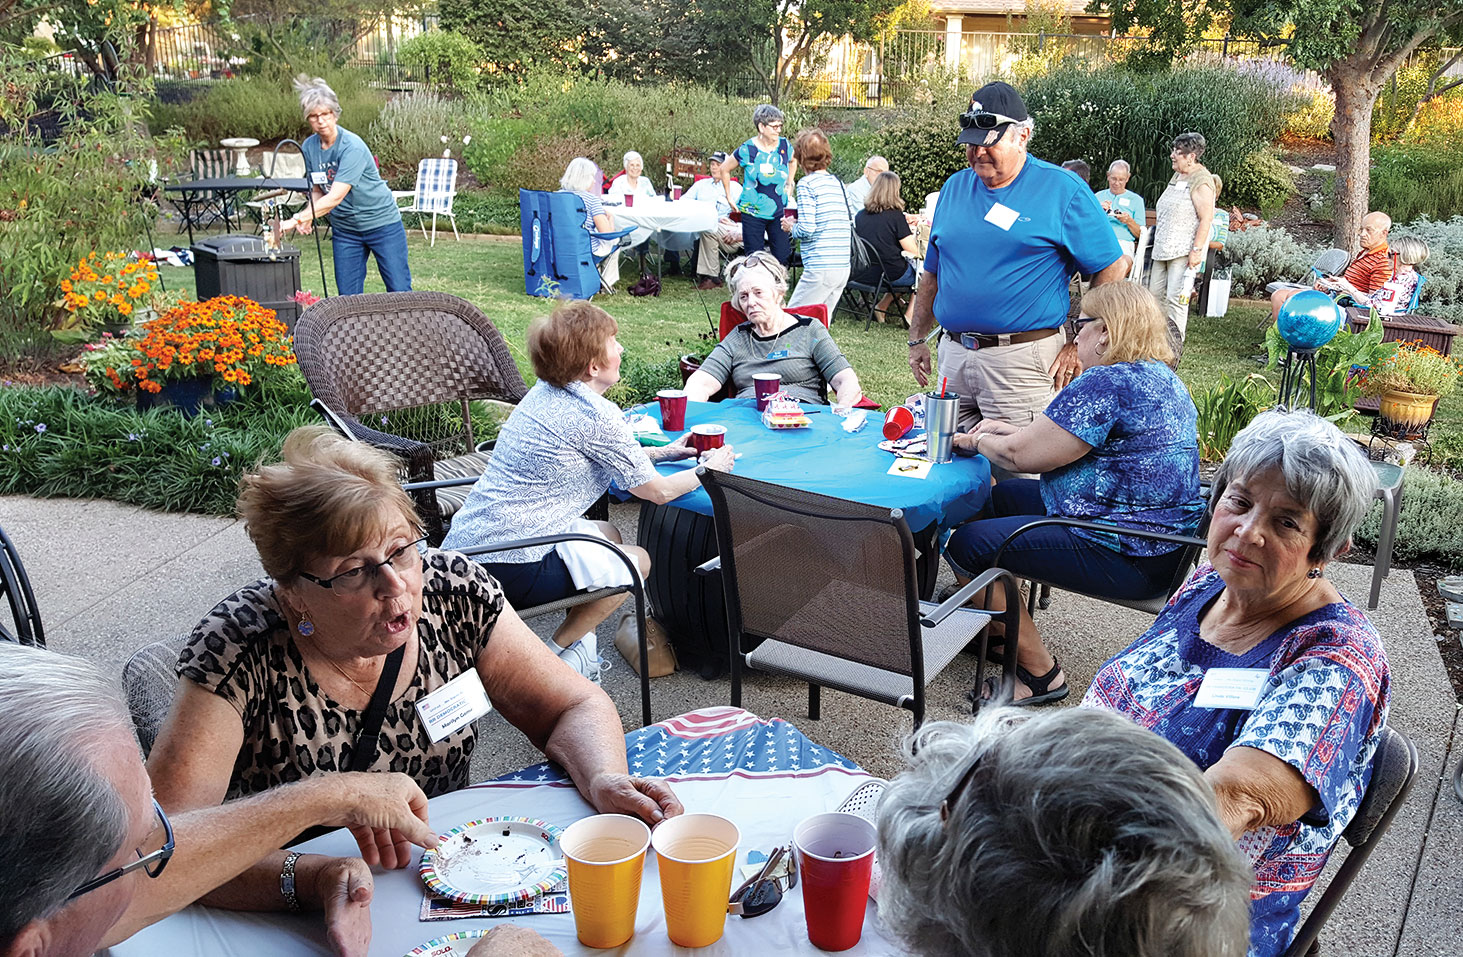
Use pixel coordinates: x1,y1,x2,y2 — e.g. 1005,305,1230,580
1277,289,1344,351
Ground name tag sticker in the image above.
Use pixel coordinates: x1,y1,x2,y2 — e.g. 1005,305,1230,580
415,669,492,743
764,349,789,360
1118,196,1131,207
310,171,329,186
984,203,1020,231
1193,668,1269,710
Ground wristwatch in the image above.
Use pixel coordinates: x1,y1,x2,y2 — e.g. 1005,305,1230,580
907,339,924,348
280,851,302,912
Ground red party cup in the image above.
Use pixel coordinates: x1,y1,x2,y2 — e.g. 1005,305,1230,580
784,207,798,220
689,424,726,454
625,193,635,207
657,389,688,432
882,405,914,441
729,210,743,223
672,185,683,200
752,373,782,411
793,812,876,952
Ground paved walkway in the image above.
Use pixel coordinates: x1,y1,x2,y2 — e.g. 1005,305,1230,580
2,494,1459,954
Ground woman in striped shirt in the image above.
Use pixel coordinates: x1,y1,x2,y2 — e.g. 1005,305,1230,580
783,128,852,316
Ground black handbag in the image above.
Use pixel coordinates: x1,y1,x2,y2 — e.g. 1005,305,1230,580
836,177,874,277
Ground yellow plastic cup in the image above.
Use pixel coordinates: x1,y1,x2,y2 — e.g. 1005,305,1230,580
561,814,653,949
650,813,741,947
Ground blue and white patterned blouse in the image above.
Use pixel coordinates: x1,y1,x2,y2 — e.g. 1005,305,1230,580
1040,359,1204,555
1083,565,1391,957
442,381,657,563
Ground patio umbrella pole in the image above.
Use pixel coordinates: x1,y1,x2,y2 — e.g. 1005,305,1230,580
268,138,331,299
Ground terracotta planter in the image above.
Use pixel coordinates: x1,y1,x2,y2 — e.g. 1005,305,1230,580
1377,389,1440,436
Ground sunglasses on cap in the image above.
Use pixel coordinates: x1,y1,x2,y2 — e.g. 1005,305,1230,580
959,109,1023,131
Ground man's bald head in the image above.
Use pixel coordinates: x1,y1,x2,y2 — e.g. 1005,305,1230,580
864,155,890,184
1361,211,1391,250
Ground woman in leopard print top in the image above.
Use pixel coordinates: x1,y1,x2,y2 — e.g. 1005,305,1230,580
145,425,682,948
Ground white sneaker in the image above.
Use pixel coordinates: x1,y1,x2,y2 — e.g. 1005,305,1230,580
558,635,608,685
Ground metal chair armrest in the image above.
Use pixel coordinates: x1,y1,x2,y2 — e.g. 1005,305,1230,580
991,516,1206,569
921,567,1020,629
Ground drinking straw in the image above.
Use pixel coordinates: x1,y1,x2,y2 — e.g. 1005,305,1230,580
940,377,948,397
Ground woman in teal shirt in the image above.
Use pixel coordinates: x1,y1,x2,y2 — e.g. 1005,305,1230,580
284,74,411,295
729,103,797,265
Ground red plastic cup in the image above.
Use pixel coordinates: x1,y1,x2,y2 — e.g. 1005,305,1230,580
657,389,688,432
672,185,683,200
624,193,635,207
793,812,876,952
689,424,726,454
784,207,798,220
753,373,782,411
729,210,743,223
882,405,914,441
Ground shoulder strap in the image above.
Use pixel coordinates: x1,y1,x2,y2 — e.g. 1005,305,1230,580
348,642,407,772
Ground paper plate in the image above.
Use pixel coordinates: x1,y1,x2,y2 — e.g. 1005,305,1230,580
404,930,487,957
878,435,927,456
419,817,566,905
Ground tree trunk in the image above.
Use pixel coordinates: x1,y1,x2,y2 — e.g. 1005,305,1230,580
1327,57,1386,253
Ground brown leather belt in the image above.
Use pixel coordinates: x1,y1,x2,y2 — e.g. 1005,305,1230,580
944,327,1061,350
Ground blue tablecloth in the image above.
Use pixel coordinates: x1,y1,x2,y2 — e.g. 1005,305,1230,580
640,398,990,533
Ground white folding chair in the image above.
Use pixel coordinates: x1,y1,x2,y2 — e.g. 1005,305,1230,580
393,157,460,246
1128,225,1152,285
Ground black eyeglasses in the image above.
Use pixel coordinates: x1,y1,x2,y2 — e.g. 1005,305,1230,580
68,799,175,901
1074,314,1101,329
298,537,427,592
938,749,985,825
959,109,1022,132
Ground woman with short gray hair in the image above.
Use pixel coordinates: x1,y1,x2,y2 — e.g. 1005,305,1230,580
1147,131,1215,356
878,706,1252,957
282,74,411,295
726,103,796,264
558,156,624,290
1083,407,1390,956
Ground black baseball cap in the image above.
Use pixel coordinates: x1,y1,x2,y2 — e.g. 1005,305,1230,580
957,81,1030,146
710,150,729,164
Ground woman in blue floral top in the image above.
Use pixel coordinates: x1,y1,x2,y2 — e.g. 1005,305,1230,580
946,281,1203,704
730,103,797,265
1084,408,1388,957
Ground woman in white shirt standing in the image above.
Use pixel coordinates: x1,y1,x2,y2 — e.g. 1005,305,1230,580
1147,132,1215,359
783,128,852,316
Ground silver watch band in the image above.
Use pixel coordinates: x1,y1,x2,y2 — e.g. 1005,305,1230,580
280,851,302,913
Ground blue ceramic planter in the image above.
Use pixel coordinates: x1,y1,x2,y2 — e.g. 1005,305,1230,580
136,378,235,417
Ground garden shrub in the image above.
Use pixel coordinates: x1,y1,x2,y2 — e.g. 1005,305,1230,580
1223,150,1294,216
604,355,681,407
461,115,537,188
397,31,485,91
368,91,478,184
147,69,385,143
1223,224,1319,297
1354,466,1463,571
1283,89,1334,140
1369,144,1463,226
450,190,522,233
871,111,966,211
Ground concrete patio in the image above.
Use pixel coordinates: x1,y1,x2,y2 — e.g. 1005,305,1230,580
2,493,1458,954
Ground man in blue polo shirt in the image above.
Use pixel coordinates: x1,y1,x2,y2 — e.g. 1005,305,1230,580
907,82,1128,477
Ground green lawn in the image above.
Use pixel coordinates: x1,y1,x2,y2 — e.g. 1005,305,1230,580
187,233,1456,456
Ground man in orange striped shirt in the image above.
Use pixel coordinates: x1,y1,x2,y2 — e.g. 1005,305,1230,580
1269,211,1392,322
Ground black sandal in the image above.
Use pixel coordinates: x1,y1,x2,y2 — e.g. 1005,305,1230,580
977,657,1069,707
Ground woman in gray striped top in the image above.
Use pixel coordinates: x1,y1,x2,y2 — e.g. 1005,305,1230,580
783,128,852,316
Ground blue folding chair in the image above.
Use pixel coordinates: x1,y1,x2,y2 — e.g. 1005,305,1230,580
520,189,634,299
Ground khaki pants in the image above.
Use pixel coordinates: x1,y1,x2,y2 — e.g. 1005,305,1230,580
696,226,744,279
936,331,1064,481
1147,256,1190,358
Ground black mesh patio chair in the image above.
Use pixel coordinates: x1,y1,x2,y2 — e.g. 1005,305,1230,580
836,234,915,330
172,148,234,234
1281,725,1419,957
0,523,44,646
295,292,529,544
696,469,1021,726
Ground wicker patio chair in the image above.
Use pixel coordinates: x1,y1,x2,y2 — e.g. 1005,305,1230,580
123,633,187,755
295,291,528,543
696,469,1021,727
0,523,45,646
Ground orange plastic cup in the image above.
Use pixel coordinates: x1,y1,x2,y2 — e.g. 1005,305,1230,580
651,813,740,947
561,814,652,948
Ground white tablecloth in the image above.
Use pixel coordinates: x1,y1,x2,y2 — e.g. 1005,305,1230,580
108,708,900,956
605,197,719,252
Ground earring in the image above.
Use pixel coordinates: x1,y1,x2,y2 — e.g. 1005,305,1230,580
296,616,315,637
1306,568,1323,580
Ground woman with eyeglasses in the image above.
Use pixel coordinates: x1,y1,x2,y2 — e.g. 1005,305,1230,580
146,424,685,932
945,282,1203,705
726,103,797,265
282,75,411,295
684,251,864,407
1147,132,1216,356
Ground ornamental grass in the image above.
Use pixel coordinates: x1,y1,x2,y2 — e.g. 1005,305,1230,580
83,295,297,396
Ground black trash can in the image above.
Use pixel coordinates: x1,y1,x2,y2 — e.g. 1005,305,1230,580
191,234,302,329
